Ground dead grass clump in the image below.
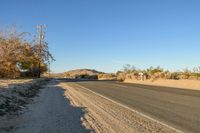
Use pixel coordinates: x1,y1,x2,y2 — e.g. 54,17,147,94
0,79,48,116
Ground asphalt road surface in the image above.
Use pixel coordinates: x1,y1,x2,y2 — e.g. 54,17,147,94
74,80,200,133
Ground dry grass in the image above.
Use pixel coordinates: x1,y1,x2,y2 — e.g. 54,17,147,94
0,79,32,89
0,78,47,116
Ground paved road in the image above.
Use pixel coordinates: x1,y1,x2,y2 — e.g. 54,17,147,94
74,80,200,133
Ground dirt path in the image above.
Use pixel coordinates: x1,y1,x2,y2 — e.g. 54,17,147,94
1,80,91,133
124,79,200,91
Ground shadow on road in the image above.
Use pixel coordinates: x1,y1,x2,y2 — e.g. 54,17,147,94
55,85,92,133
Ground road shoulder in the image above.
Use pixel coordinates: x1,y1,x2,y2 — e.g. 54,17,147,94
62,82,181,133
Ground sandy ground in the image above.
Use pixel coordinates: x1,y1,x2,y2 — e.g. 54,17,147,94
0,80,91,133
63,82,180,133
124,79,200,91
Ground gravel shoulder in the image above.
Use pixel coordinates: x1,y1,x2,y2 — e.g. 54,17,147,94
62,82,181,133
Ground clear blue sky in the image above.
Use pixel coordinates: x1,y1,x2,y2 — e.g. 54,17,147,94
1,0,200,73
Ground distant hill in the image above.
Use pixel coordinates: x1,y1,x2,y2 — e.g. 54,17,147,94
64,69,104,78
50,69,116,80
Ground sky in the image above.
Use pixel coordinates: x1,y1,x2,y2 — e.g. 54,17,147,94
0,0,200,73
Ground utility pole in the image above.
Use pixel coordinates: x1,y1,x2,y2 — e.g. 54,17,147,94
48,61,51,78
36,25,46,78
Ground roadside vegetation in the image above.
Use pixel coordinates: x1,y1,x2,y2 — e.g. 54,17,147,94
0,26,54,78
0,79,49,116
116,64,200,82
98,73,116,80
50,65,200,82
0,26,53,118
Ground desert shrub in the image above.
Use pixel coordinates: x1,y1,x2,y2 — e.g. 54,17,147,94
181,68,191,79
170,72,180,80
125,74,132,80
98,74,104,79
150,72,161,81
147,66,164,75
163,72,172,79
116,71,123,76
177,74,189,79
123,64,137,74
191,67,200,79
98,73,116,79
188,75,198,80
125,73,139,80
117,73,126,81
